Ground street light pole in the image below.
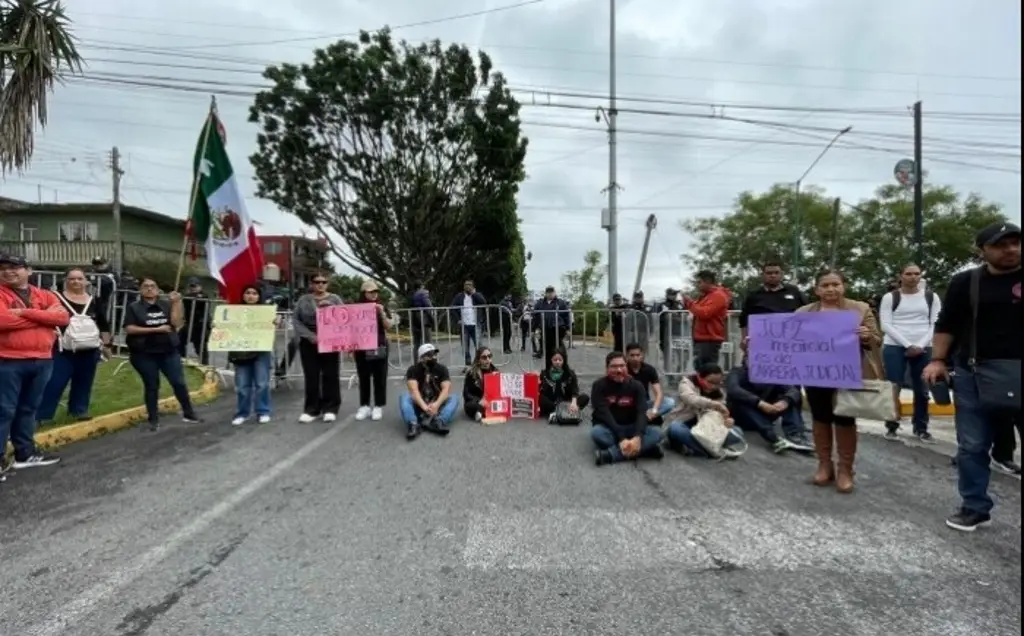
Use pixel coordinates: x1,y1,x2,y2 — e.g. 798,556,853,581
791,125,852,282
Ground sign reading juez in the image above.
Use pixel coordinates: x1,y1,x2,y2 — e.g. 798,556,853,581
316,303,379,353
748,312,863,389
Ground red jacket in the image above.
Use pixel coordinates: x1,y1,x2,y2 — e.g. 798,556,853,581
0,285,70,359
685,286,732,343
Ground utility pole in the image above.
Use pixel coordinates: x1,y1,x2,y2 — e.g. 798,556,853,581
605,0,619,301
110,147,124,274
633,214,657,294
912,101,924,264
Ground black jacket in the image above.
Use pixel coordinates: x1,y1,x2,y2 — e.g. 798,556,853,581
725,365,801,409
539,367,582,403
463,366,497,402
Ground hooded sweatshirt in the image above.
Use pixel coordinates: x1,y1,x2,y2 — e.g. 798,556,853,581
686,286,732,343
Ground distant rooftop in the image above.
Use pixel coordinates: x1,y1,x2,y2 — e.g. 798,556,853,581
0,197,187,227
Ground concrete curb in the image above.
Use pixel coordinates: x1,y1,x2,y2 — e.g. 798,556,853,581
31,366,221,452
901,401,955,417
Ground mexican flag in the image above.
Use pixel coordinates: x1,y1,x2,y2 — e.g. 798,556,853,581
186,109,263,303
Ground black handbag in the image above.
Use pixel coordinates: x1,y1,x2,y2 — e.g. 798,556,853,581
968,268,1021,413
553,401,583,426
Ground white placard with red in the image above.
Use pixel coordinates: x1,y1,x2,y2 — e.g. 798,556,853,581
484,372,539,419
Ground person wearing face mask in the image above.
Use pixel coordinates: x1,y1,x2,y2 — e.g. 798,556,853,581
665,363,745,458
539,347,589,424
291,273,344,423
590,351,664,465
463,346,498,422
36,267,113,424
229,284,276,426
399,344,460,439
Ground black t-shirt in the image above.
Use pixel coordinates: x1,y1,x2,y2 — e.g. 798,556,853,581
739,285,807,328
405,362,451,402
935,267,1022,366
590,376,648,439
123,299,178,354
628,362,660,396
56,292,111,335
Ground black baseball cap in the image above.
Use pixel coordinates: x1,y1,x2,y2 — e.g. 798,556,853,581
975,222,1020,248
0,253,28,267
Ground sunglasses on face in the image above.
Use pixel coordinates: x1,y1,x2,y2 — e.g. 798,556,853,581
480,354,492,360
312,280,327,285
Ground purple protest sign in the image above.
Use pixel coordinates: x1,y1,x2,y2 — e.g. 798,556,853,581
747,311,863,389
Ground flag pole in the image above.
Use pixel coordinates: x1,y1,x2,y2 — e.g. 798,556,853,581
175,95,218,292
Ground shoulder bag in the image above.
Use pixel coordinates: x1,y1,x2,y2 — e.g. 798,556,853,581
967,267,1021,413
691,410,747,460
553,401,583,426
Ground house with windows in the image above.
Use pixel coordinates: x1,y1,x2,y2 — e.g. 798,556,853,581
258,233,330,291
0,198,210,275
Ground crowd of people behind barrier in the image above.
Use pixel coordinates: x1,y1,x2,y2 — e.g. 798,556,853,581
2,222,1020,539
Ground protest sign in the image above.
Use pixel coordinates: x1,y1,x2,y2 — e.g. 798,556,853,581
748,311,863,389
207,305,277,352
483,372,540,419
317,303,379,353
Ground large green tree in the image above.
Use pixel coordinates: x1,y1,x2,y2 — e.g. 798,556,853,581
0,0,82,174
682,182,1008,299
248,28,529,303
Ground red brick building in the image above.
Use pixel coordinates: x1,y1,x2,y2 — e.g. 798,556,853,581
258,234,330,290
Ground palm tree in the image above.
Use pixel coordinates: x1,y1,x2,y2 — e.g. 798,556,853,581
0,0,83,175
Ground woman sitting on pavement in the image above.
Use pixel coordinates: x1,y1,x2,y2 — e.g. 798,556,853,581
725,359,813,454
463,346,498,421
37,267,113,424
539,347,589,424
229,284,275,426
665,363,745,457
800,268,882,494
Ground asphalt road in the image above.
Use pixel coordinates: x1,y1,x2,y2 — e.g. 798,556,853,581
2,373,1021,636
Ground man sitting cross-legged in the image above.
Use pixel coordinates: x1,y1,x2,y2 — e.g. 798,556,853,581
725,360,813,453
590,351,664,465
398,343,460,440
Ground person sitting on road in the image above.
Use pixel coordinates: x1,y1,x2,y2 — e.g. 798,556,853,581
463,346,498,422
725,359,813,453
665,363,745,457
539,347,590,424
399,343,460,439
122,278,203,431
228,284,275,426
625,342,675,417
590,351,664,465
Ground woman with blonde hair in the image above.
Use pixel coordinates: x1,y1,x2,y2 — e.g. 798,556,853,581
799,269,883,494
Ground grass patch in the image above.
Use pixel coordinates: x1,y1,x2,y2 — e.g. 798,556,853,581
41,359,207,430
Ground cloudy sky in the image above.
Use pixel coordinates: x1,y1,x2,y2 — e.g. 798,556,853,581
4,0,1021,297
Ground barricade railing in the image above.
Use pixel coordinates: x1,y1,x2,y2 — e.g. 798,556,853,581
30,269,119,328
385,304,517,377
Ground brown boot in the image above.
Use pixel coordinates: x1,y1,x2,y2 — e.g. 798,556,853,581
811,421,835,487
834,425,858,494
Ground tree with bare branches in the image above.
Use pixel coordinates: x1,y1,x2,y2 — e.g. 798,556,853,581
0,0,83,175
248,28,529,302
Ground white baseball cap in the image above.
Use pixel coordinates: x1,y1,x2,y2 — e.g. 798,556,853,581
417,343,439,359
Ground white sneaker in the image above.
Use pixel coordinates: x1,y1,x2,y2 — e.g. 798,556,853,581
475,412,483,423
258,415,271,424
231,416,246,426
298,413,316,423
355,406,372,421
371,407,383,421
323,413,337,423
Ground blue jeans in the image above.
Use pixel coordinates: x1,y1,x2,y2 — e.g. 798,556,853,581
399,393,460,425
882,345,932,431
461,325,478,364
129,352,196,423
235,353,272,418
37,349,101,421
666,419,745,458
0,358,53,461
649,397,676,417
729,401,805,444
590,424,664,462
953,366,998,515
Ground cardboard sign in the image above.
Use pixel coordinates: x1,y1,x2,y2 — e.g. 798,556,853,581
316,303,379,353
207,305,276,352
483,372,540,419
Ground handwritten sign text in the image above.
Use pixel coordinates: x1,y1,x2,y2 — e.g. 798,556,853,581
748,311,863,389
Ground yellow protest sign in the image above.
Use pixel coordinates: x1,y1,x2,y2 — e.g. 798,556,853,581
207,305,277,352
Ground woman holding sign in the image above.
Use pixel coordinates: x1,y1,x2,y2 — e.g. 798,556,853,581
798,269,883,494
354,280,395,422
229,284,275,426
292,275,344,423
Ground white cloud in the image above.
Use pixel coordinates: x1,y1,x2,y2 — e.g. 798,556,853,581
4,0,1020,299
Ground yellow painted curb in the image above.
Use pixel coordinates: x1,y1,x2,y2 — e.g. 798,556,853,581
29,373,221,452
901,400,955,417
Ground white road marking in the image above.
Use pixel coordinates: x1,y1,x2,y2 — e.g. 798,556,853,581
463,508,975,574
25,415,355,636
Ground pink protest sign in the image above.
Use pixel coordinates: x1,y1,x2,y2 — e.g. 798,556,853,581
316,303,379,353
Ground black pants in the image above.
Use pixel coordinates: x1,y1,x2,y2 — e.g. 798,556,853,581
501,314,513,352
804,387,855,427
539,393,590,416
129,351,196,423
519,322,533,352
412,327,431,354
277,337,299,377
541,326,565,367
354,353,388,407
465,397,485,419
991,415,1021,463
692,341,722,371
298,338,341,416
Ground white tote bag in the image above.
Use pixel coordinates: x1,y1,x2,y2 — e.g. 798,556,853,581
691,410,746,459
834,379,899,421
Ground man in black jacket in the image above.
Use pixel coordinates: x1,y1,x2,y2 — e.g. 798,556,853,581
532,286,570,365
739,260,807,349
590,351,664,465
726,362,812,453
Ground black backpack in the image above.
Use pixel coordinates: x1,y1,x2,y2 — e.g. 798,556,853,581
891,290,936,324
